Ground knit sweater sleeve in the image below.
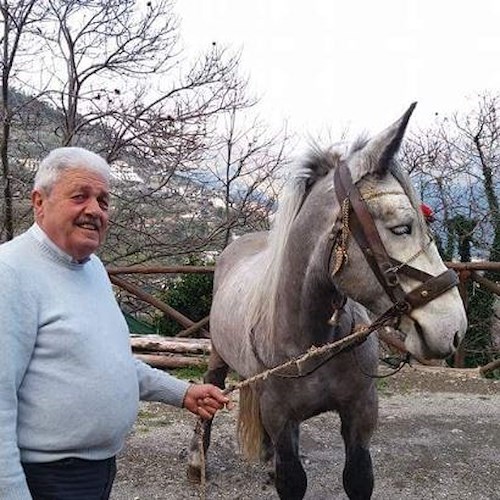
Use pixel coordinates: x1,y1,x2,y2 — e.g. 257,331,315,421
0,262,36,500
134,358,190,408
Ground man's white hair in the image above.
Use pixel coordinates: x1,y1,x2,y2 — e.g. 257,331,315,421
34,147,110,193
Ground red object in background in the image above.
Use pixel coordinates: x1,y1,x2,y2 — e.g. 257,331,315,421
420,203,435,223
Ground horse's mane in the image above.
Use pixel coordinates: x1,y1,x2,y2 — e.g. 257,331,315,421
244,145,344,350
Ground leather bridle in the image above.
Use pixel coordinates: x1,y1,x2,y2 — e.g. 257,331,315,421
332,163,459,323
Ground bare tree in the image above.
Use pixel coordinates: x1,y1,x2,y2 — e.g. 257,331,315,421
453,94,500,265
403,125,477,260
34,1,248,158
2,0,258,260
200,104,291,249
1,0,290,270
0,0,47,240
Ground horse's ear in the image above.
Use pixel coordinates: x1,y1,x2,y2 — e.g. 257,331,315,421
353,102,417,178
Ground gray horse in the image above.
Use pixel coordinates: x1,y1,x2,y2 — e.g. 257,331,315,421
188,104,467,499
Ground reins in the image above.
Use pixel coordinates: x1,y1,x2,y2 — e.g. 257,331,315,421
354,350,411,379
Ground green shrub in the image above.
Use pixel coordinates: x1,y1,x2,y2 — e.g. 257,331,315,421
156,257,214,337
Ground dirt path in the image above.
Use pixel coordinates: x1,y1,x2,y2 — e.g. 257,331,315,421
111,366,499,500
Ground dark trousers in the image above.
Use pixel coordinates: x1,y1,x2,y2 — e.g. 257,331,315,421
22,457,116,500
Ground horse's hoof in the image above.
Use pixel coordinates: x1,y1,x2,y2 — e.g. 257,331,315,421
187,464,202,483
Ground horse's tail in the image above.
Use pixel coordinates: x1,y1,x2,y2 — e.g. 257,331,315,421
237,385,264,461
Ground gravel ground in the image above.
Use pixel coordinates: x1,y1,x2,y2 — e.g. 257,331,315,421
111,365,500,500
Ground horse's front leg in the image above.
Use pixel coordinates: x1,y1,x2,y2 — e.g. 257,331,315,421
272,421,307,500
187,348,229,482
339,389,378,500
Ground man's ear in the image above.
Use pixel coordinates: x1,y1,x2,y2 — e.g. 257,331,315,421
32,190,45,221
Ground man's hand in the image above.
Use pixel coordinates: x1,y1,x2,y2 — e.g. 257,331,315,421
183,383,232,419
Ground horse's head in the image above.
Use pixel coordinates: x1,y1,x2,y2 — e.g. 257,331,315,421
331,103,467,360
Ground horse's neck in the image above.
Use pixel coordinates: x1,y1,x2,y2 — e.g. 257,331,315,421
274,233,342,353
263,180,346,358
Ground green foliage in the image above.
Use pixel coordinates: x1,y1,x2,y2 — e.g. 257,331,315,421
170,365,207,381
440,215,476,262
434,214,497,371
156,257,214,337
465,222,500,372
464,285,495,368
460,229,500,373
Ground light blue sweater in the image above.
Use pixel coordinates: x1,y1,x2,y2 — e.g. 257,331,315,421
0,224,190,500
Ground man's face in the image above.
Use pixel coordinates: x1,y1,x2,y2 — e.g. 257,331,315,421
32,168,110,262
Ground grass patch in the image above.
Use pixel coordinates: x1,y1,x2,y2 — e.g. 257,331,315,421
376,378,390,394
170,365,207,381
169,366,241,384
137,408,158,419
136,407,176,429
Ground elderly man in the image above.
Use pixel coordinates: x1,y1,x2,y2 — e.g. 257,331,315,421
0,147,229,500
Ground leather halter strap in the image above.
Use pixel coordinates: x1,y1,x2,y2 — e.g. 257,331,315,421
333,163,459,314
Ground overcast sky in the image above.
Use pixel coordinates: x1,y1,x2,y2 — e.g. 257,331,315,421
175,0,500,141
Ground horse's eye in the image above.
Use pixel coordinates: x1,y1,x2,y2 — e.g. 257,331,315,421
391,224,411,235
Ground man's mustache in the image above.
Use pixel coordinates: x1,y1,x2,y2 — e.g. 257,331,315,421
75,217,102,229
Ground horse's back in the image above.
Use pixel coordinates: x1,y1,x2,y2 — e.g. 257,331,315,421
213,231,268,290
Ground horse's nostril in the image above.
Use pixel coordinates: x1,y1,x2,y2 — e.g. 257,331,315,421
453,331,461,349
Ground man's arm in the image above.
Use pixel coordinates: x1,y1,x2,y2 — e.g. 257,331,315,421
0,263,37,500
134,359,229,419
134,357,189,406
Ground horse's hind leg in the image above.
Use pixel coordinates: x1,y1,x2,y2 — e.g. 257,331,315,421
187,348,229,482
339,390,378,500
